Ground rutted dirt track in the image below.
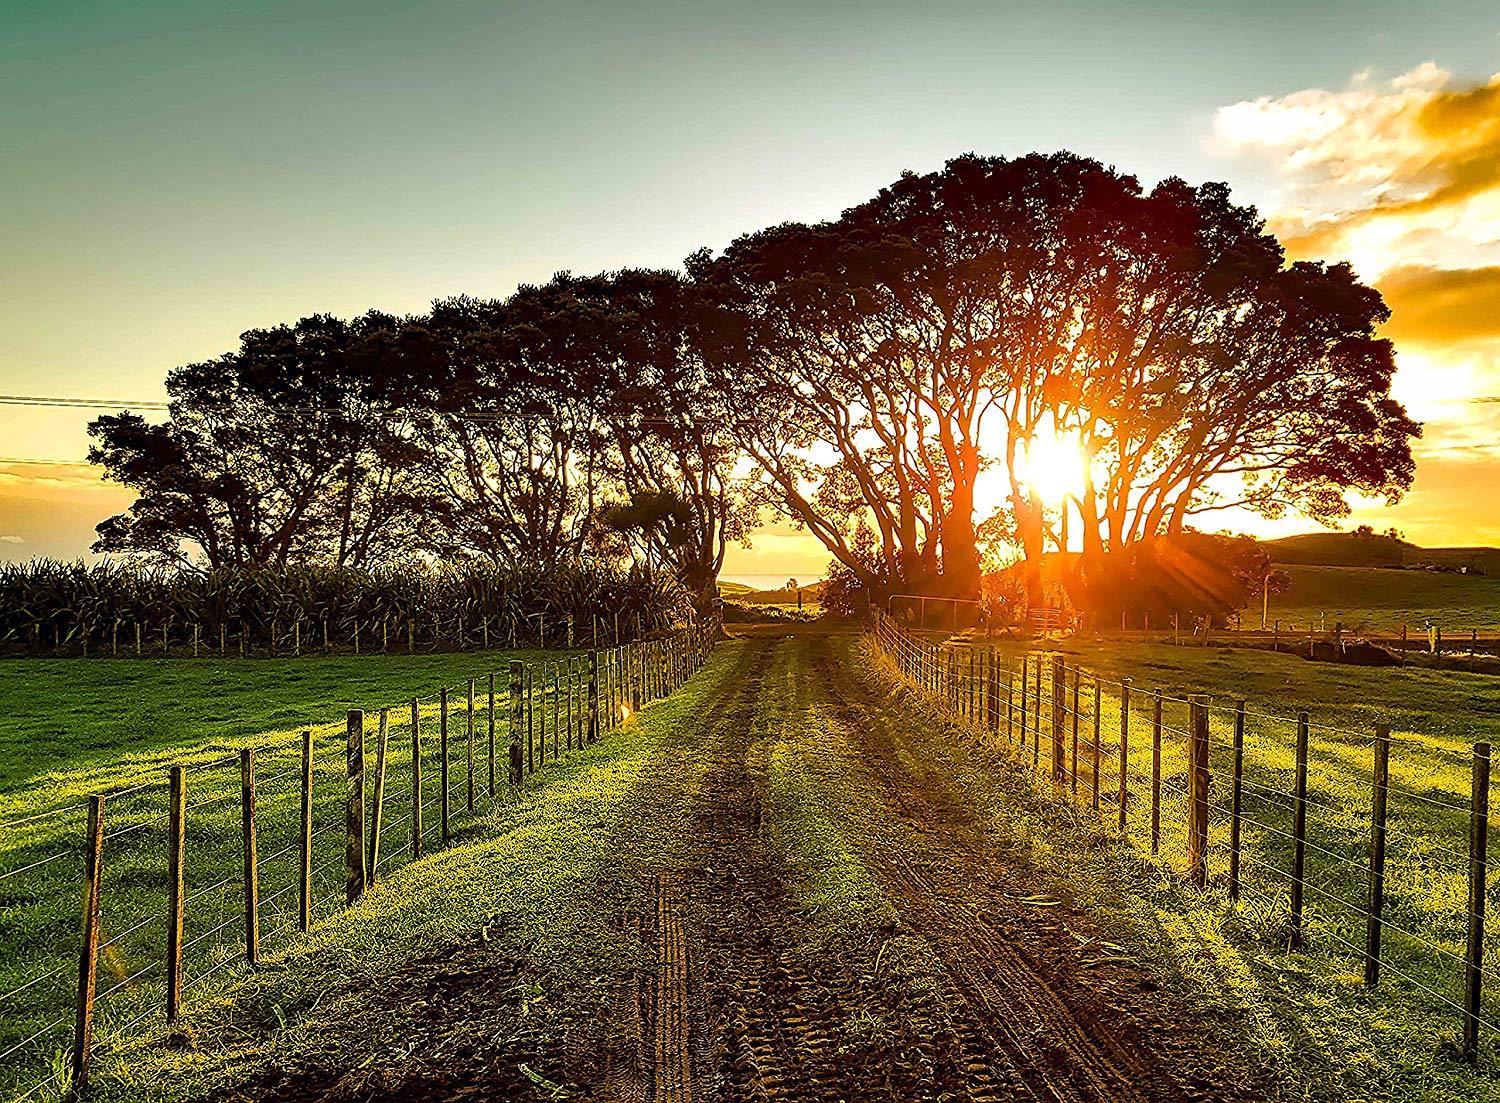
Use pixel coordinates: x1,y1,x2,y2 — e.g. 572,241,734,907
205,633,1259,1103
590,633,1253,1103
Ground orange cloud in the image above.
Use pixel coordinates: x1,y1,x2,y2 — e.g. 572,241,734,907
0,462,133,562
1213,64,1500,276
1377,265,1500,345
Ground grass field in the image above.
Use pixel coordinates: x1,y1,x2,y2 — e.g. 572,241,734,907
1266,564,1500,632
61,632,1500,1103
946,630,1500,1091
10,630,1500,1101
0,649,583,1099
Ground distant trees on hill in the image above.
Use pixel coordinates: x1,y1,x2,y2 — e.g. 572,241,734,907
87,152,1419,617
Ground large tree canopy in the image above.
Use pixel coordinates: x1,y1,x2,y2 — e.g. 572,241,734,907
88,150,1418,618
89,312,433,569
694,152,1418,602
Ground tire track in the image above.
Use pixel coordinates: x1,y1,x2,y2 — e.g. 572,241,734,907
805,637,1249,1103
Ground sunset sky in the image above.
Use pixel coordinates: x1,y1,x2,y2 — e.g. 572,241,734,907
5,1,1500,577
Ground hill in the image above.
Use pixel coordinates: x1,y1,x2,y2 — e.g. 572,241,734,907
1263,530,1500,575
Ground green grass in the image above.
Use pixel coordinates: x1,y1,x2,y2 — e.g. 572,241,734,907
70,642,735,1103
1266,565,1500,632
0,648,596,1099
921,631,1500,1099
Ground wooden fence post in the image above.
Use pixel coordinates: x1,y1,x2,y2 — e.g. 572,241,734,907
1151,691,1163,855
1289,710,1309,950
241,748,259,963
509,661,525,784
367,709,389,885
1092,677,1102,811
1033,659,1043,769
488,673,497,796
1051,656,1066,785
1365,724,1390,985
552,662,561,757
346,711,365,905
1117,680,1132,831
1019,657,1028,751
589,650,600,742
526,666,536,772
299,729,312,931
410,700,423,858
466,679,476,812
439,690,451,846
1188,696,1210,889
1070,668,1080,794
166,768,186,1021
71,794,105,1092
1229,702,1246,902
1464,741,1491,1060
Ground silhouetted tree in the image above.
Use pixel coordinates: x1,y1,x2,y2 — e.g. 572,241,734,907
89,313,434,568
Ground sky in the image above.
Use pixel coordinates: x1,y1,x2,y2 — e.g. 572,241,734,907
4,0,1500,576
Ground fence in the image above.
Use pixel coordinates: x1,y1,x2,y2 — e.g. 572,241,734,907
870,611,1496,1059
0,621,716,1101
3,608,671,659
1087,610,1500,660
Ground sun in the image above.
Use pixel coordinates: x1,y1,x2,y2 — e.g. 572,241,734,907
1018,430,1088,508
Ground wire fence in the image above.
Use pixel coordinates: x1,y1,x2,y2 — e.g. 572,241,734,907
0,621,716,1101
870,610,1496,1059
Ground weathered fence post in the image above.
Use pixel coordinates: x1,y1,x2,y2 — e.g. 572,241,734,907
1229,702,1246,902
1365,724,1390,985
1032,659,1043,768
241,748,259,962
1019,657,1028,752
166,768,186,1021
346,711,365,905
1051,656,1066,785
410,700,423,858
1151,690,1163,855
71,794,105,1092
465,679,476,812
488,672,497,796
1118,680,1131,831
1289,710,1309,950
367,709,389,884
589,650,600,743
509,661,525,784
1092,678,1102,811
526,665,536,772
1464,741,1491,1060
1070,668,1080,794
439,690,451,846
1188,696,1210,888
299,729,312,931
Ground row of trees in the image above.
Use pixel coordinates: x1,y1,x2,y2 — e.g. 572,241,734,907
90,152,1419,612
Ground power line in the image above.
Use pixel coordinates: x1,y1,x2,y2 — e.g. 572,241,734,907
0,394,169,411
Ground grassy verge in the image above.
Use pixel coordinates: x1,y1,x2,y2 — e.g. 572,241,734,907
66,641,743,1103
0,649,578,1099
885,632,1500,1102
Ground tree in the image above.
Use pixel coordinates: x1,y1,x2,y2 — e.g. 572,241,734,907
89,313,435,568
691,225,947,600
699,153,1417,608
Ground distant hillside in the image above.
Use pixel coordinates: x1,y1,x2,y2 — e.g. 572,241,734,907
1263,531,1500,575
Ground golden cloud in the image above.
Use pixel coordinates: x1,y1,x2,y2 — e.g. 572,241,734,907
1213,64,1500,276
1377,265,1500,345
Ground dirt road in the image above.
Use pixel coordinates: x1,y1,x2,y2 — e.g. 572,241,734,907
191,633,1260,1103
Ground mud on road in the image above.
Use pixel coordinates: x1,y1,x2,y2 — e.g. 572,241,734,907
188,634,1263,1103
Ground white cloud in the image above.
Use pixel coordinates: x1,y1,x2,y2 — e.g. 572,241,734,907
0,535,23,544
1211,63,1500,278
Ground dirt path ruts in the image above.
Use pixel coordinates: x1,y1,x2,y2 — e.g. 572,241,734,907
801,637,1253,1103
